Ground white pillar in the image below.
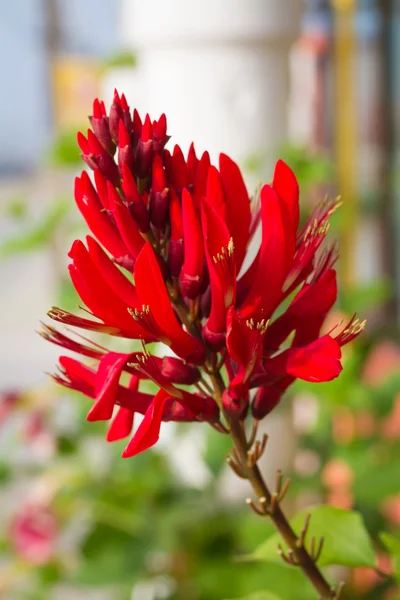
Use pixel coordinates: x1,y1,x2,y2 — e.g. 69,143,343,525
109,0,301,174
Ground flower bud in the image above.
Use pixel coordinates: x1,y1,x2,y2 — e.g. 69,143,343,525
251,385,282,420
118,120,136,175
109,90,132,144
161,357,200,385
90,98,115,155
149,154,169,228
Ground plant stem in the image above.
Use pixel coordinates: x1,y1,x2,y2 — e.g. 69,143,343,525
212,372,336,599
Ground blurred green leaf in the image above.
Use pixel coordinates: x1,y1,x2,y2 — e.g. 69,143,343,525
101,49,137,70
340,279,392,314
47,129,82,166
380,532,400,554
380,532,400,581
0,200,70,258
224,592,282,600
4,196,28,219
203,428,233,476
250,506,375,568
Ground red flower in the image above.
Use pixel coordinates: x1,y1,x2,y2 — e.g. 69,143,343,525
43,92,364,457
10,503,58,565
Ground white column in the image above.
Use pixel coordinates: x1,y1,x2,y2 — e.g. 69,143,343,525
109,0,301,174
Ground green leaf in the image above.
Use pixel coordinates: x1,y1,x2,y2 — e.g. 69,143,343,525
380,532,400,555
0,200,70,258
224,592,282,600
380,532,400,581
251,506,375,568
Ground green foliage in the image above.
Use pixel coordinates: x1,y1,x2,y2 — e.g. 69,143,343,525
0,200,70,258
224,592,282,600
250,506,375,569
380,533,400,582
47,129,82,167
101,49,137,71
244,144,332,193
4,196,28,220
339,279,392,314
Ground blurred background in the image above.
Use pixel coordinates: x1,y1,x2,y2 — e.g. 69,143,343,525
0,1,399,598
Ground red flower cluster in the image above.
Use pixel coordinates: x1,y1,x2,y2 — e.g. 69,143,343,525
43,90,364,457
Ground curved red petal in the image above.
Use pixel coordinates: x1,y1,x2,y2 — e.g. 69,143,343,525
122,389,169,458
107,407,135,442
180,188,204,298
134,243,205,362
219,153,251,272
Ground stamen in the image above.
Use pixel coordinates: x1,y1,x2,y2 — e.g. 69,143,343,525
246,318,269,335
211,238,236,307
128,305,169,346
212,237,235,264
335,315,367,345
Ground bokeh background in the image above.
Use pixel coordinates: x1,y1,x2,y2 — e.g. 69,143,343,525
0,1,399,599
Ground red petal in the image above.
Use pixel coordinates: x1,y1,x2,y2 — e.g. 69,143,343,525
86,236,139,307
93,170,110,209
171,145,188,190
169,188,183,241
152,153,167,192
219,154,251,272
201,199,235,339
118,119,131,147
272,160,299,265
87,129,104,155
69,241,147,338
121,163,141,203
122,389,169,457
134,243,205,363
77,132,89,154
226,307,264,381
107,182,145,259
141,114,152,142
57,356,97,396
107,407,135,442
179,188,204,298
206,166,227,220
193,151,210,207
187,142,198,183
287,336,342,382
88,351,136,421
239,185,286,320
263,269,337,353
266,335,342,383
133,109,142,136
75,175,128,259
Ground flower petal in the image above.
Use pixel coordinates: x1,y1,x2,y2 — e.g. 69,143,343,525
272,159,299,266
180,188,204,298
239,185,286,320
134,243,205,363
265,335,342,383
75,173,128,259
86,236,139,307
107,407,135,442
88,351,138,421
219,153,251,272
122,389,169,458
201,199,236,347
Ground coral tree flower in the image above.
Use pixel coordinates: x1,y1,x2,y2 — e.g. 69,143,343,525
42,90,364,458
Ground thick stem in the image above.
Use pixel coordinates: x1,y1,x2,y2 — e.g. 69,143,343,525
211,373,335,599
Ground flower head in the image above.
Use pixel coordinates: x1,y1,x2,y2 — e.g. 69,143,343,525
43,91,364,457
